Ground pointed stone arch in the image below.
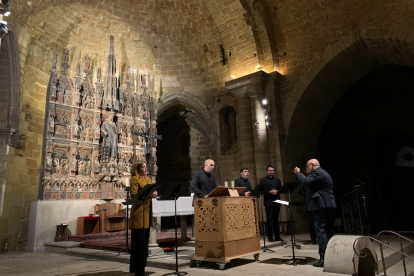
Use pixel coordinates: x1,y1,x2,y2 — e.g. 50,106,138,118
0,24,21,216
284,27,414,167
157,92,219,182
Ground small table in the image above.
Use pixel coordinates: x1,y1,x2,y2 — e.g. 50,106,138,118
76,216,100,235
55,224,68,242
152,197,194,240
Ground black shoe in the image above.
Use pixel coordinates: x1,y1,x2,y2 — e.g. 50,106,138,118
311,239,317,245
268,238,275,242
313,259,324,267
275,238,285,242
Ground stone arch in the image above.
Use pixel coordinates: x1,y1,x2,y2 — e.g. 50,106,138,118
157,92,219,181
0,24,20,132
158,92,216,142
284,28,414,166
0,24,20,216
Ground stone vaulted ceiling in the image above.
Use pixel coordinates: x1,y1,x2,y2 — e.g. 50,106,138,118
9,0,277,101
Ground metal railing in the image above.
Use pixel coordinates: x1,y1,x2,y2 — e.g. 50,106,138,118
353,230,414,276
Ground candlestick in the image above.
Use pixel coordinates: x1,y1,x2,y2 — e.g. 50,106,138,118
224,181,228,187
231,181,235,187
126,178,130,187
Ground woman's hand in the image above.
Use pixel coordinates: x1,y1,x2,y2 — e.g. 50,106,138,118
152,191,158,198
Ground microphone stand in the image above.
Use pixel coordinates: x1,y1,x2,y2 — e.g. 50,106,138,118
159,182,188,276
251,183,274,253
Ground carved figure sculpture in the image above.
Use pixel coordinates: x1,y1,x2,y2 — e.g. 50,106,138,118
93,156,100,175
70,158,78,174
141,74,147,87
101,112,118,157
48,115,55,133
46,153,52,171
53,157,60,174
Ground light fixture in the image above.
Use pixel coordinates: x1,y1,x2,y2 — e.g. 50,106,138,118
0,20,8,39
262,99,267,105
231,75,236,79
263,108,272,128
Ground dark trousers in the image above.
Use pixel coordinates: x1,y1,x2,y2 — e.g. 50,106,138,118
306,209,317,242
130,228,150,276
313,208,335,260
265,203,281,240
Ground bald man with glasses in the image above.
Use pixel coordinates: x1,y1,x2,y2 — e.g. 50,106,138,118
294,159,336,268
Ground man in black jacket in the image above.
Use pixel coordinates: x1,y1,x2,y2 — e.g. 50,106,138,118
191,159,216,200
235,168,252,196
299,183,317,245
260,165,283,242
294,159,336,267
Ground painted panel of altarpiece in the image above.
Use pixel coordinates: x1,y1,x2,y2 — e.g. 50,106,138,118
42,36,158,201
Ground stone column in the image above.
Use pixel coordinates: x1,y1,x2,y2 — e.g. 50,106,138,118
247,79,271,182
229,87,257,187
225,71,271,187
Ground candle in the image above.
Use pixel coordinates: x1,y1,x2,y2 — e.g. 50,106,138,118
231,181,235,187
126,178,130,187
224,181,228,187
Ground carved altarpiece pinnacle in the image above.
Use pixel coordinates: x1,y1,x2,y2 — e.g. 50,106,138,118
42,37,159,201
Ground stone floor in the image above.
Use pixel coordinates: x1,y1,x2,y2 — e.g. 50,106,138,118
1,234,352,276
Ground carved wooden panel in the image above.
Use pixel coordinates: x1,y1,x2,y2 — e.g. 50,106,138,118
197,205,219,233
226,204,238,232
240,203,253,231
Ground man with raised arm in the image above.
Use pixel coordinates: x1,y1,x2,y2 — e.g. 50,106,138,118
294,159,336,268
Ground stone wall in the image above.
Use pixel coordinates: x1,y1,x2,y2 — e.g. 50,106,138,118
3,0,414,250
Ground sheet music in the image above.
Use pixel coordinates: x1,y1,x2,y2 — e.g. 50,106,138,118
274,199,289,205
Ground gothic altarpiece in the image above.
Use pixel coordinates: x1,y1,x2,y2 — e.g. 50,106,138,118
42,36,158,201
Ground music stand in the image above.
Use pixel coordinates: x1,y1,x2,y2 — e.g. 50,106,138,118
278,182,305,266
118,186,131,256
159,182,188,276
123,184,160,273
251,182,275,253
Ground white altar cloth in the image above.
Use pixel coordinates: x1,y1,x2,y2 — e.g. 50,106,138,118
152,197,194,217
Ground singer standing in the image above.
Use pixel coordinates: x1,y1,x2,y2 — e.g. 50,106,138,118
129,162,158,276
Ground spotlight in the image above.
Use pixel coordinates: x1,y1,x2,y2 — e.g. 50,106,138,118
262,99,267,105
0,20,8,39
231,75,236,79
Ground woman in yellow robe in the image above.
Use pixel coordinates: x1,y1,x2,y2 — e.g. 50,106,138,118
129,162,157,276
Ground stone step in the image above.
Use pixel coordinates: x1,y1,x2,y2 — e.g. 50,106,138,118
45,241,194,270
45,237,286,270
375,235,414,273
379,252,414,276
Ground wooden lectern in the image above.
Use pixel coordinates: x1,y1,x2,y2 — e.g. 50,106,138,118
193,187,261,269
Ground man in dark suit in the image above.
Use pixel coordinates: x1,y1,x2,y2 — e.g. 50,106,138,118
299,183,317,245
191,159,216,200
294,159,336,267
235,167,252,196
260,165,284,242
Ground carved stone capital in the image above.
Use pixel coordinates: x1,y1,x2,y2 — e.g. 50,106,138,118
225,71,268,99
